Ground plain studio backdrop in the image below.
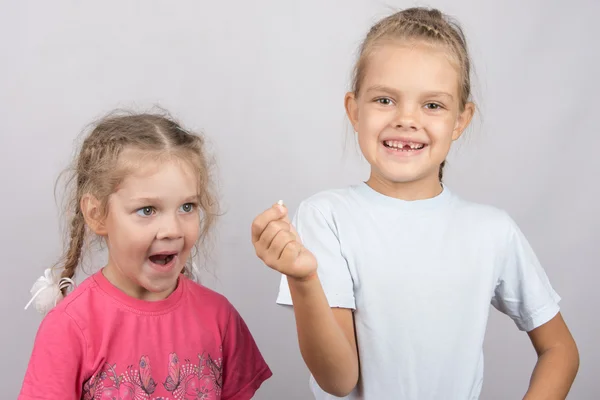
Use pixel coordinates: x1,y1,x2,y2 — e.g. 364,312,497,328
1,0,598,398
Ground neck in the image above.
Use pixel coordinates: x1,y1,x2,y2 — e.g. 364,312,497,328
366,173,443,201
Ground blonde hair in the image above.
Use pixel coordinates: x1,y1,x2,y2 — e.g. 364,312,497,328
56,110,218,292
351,7,473,181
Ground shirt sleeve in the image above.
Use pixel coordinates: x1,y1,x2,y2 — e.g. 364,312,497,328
220,304,272,400
275,200,355,309
18,309,87,400
491,216,561,332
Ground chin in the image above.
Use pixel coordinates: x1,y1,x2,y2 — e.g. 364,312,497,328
379,171,428,184
142,270,181,290
142,278,178,295
377,163,440,184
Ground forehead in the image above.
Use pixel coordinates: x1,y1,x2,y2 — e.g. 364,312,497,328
115,154,198,197
362,41,460,95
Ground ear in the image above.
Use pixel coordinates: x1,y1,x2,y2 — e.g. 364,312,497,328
80,194,107,236
452,102,475,141
344,92,360,132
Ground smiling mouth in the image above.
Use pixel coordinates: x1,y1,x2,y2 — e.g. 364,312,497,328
149,253,177,265
383,140,426,151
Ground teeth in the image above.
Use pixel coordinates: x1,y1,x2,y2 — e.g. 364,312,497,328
385,140,425,150
151,254,174,265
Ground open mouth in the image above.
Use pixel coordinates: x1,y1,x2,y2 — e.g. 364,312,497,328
149,253,177,265
383,140,426,151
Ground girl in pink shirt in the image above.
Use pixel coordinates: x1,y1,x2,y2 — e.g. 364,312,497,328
20,110,272,400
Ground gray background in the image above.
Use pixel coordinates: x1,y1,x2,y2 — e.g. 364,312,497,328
1,0,598,398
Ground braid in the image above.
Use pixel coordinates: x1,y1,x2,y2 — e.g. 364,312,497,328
60,208,85,294
405,18,443,38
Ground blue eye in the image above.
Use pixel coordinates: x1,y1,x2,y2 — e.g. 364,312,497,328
136,206,155,216
180,203,195,213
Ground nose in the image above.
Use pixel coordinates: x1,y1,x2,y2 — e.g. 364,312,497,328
156,213,184,240
393,104,420,131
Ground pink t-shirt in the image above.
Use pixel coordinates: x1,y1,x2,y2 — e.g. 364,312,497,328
19,270,272,400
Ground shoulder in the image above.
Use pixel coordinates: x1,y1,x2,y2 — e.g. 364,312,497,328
21,289,91,398
449,190,518,235
183,278,258,340
437,189,531,254
294,185,365,224
29,273,105,350
289,186,363,240
299,185,362,210
185,278,230,304
30,294,89,357
183,277,237,318
50,273,99,319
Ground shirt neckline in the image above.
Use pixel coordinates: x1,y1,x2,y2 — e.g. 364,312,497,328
92,268,186,314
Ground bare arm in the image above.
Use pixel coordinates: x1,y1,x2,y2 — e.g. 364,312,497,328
288,275,359,396
523,312,579,400
251,203,359,396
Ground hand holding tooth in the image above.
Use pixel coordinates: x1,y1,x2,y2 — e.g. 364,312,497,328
251,200,317,280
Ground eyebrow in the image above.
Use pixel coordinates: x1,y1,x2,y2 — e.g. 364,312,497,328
130,195,200,204
365,85,454,100
365,85,398,96
422,91,454,101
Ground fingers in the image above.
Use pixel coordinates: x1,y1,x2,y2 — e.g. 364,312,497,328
289,222,301,243
252,200,306,273
279,240,303,267
256,219,290,254
264,229,299,266
251,202,287,243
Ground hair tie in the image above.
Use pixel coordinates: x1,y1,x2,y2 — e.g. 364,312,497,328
24,268,75,315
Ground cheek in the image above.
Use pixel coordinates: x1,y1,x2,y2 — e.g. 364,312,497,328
183,219,201,246
360,108,388,131
357,113,386,150
356,132,377,164
107,217,154,254
428,116,457,142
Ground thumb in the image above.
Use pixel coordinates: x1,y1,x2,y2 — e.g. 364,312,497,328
276,200,300,242
275,200,290,221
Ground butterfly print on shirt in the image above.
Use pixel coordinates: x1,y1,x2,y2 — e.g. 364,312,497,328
82,350,223,400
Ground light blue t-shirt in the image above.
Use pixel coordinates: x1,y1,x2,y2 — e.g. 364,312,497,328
276,183,560,400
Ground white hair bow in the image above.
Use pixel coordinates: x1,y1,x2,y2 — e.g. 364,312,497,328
24,268,75,315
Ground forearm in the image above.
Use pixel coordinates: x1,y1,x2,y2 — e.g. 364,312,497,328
524,344,579,400
288,275,359,396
